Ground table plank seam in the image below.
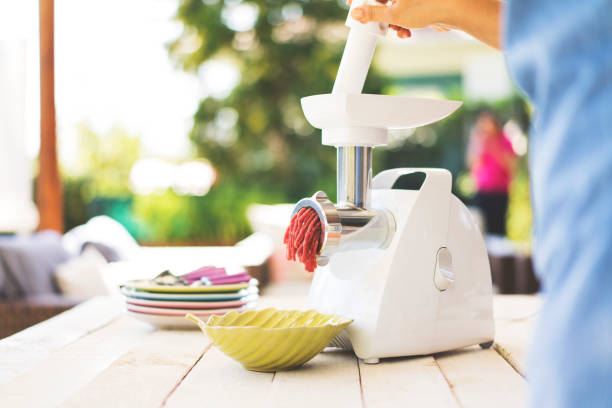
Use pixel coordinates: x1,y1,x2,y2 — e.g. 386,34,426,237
496,312,540,323
160,342,212,407
493,343,526,378
356,356,366,408
52,314,119,349
433,356,464,408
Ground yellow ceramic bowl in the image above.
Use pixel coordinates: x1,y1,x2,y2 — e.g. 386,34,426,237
187,308,352,372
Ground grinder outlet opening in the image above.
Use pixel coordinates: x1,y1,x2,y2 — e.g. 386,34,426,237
283,207,324,273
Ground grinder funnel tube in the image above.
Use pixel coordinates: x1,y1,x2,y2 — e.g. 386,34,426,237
332,29,378,94
332,0,386,94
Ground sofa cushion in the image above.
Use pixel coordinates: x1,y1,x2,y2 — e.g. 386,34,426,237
62,216,139,260
54,247,109,297
0,231,70,299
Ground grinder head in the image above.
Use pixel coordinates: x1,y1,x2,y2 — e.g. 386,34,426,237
291,191,395,267
292,191,341,266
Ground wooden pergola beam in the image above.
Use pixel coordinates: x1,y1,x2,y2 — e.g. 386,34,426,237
37,0,63,232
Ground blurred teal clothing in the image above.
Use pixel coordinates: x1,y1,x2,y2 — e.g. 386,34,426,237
504,1,612,407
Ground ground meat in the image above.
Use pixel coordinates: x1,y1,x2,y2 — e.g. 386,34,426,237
283,207,323,272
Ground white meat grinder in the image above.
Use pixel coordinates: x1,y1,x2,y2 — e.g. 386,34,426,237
293,0,495,363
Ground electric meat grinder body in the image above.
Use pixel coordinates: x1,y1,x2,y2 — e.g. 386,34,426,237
307,168,495,362
293,0,495,362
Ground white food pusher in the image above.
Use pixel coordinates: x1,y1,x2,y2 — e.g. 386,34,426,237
293,0,495,363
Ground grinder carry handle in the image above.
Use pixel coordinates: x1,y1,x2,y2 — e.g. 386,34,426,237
373,168,452,252
372,168,452,195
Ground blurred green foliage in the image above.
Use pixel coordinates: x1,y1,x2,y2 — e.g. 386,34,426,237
61,1,533,245
507,161,532,243
373,95,532,242
169,0,386,202
375,95,530,188
167,0,532,243
62,123,282,244
69,123,141,199
63,124,141,232
132,181,284,244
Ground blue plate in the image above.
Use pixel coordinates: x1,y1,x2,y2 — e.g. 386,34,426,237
121,286,258,301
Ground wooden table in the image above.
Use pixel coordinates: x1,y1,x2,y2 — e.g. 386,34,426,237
0,283,540,407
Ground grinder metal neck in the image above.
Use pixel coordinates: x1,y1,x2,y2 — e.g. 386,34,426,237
337,146,373,209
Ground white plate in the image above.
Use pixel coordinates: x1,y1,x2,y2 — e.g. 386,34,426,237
126,303,256,329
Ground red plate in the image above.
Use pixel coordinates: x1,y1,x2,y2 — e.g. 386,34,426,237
125,297,251,309
126,304,245,316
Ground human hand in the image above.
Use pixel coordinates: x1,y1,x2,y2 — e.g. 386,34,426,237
345,0,502,49
346,0,452,38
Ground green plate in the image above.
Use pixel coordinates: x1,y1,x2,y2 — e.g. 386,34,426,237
123,280,251,293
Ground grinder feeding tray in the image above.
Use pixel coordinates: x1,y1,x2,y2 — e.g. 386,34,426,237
287,0,495,363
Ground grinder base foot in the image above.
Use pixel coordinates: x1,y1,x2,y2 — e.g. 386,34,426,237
479,341,494,349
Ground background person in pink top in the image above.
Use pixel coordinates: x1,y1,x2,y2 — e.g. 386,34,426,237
467,111,517,236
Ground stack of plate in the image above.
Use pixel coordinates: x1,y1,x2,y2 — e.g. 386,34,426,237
121,266,258,329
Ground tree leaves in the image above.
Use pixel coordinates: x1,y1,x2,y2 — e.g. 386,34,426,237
170,0,386,201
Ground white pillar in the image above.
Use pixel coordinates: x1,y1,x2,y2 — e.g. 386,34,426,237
0,40,39,233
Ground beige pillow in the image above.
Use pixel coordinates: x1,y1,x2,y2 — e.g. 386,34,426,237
54,247,109,297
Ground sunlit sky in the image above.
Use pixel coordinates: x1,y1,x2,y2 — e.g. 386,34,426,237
2,0,509,164
1,0,242,163
55,0,202,162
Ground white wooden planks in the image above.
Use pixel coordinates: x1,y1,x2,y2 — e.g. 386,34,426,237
164,345,275,408
435,347,527,408
266,349,362,408
0,316,153,408
164,342,362,408
0,296,123,385
493,295,542,321
0,288,541,408
64,329,207,408
492,295,542,376
359,356,459,408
